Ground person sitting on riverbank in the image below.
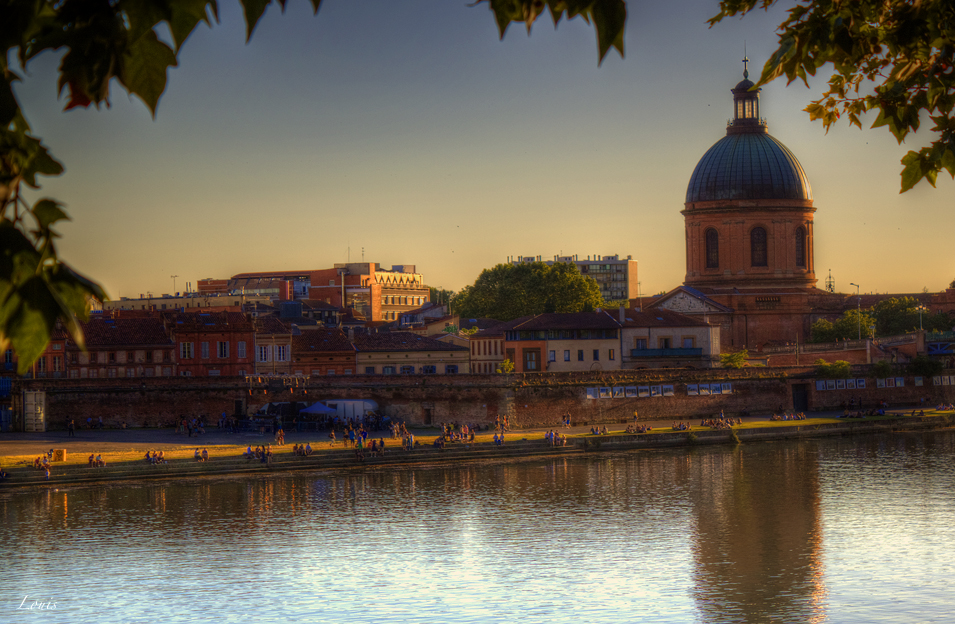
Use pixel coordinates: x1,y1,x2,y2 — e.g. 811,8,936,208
33,456,42,470
95,454,105,467
194,448,203,462
266,445,273,466
145,451,153,464
305,442,312,456
328,430,337,445
88,454,95,468
156,450,166,464
201,449,209,462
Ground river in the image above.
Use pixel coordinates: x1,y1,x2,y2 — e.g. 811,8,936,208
2,429,954,623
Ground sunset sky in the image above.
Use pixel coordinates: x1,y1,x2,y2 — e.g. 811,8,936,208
14,0,954,301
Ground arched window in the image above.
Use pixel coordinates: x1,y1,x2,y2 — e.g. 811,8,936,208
705,229,719,269
750,227,768,267
795,227,806,267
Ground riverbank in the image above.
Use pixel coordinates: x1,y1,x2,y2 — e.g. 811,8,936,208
2,409,953,488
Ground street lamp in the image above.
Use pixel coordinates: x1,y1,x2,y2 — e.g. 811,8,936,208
849,283,861,339
915,305,927,331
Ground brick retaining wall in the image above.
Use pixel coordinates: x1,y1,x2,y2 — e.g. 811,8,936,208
11,368,955,431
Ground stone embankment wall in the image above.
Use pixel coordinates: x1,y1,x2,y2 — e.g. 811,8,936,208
12,367,955,431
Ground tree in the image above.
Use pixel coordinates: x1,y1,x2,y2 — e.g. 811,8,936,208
720,349,748,369
496,358,515,374
0,0,622,371
712,0,955,192
429,287,456,308
872,360,893,378
453,262,603,321
871,296,954,335
809,309,876,342
908,354,943,377
814,358,851,378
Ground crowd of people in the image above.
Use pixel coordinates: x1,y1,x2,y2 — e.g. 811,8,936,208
144,450,167,464
292,443,313,456
176,417,206,437
243,445,274,465
702,417,742,429
626,424,652,433
770,412,807,421
544,430,567,446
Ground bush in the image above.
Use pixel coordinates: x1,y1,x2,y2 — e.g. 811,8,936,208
815,359,851,378
908,355,944,378
872,360,893,378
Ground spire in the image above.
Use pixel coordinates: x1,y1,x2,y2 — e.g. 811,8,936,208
743,42,749,79
728,55,765,135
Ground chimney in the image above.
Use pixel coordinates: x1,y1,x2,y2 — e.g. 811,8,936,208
619,303,626,324
347,326,355,341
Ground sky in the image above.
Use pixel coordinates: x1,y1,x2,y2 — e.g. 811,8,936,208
13,0,954,301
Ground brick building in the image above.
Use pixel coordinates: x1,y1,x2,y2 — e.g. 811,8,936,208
164,312,254,377
309,263,429,322
68,317,176,379
650,61,845,351
353,332,468,375
252,316,294,376
290,329,356,376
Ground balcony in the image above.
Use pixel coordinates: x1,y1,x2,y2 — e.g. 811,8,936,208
630,348,703,358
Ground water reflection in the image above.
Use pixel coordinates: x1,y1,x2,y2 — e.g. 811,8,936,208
690,444,825,623
1,431,955,623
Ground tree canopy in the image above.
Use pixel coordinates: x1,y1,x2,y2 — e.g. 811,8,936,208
713,0,955,192
810,309,877,343
810,297,953,342
453,262,603,321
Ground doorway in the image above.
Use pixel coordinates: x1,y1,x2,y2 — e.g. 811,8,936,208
792,384,810,412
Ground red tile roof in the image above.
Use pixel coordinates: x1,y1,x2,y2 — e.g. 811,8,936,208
292,329,355,353
72,318,173,347
511,312,621,331
254,316,291,335
163,311,253,331
353,332,468,352
619,308,712,328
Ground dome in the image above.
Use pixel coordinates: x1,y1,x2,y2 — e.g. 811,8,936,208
685,132,813,203
733,78,756,92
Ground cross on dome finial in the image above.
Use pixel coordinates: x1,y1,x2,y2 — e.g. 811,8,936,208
743,50,749,80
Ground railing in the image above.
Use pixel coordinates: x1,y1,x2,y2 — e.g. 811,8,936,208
926,332,955,341
630,348,703,358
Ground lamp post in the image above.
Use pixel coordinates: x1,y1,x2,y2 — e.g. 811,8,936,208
849,283,861,339
916,305,927,331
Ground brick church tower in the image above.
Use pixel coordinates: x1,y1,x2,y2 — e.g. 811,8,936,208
649,60,843,350
683,59,816,290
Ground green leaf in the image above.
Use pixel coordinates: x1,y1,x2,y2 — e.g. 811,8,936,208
0,69,20,128
239,0,272,41
0,276,58,374
120,29,178,116
591,0,626,63
899,150,927,192
168,0,218,51
32,199,70,231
